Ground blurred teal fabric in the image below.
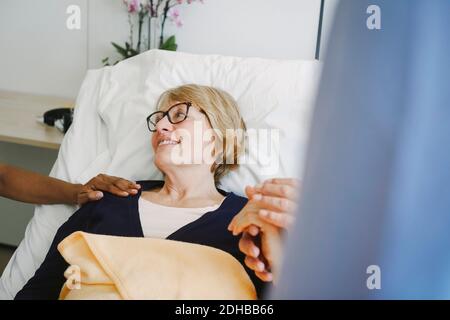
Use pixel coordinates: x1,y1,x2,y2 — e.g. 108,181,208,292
273,0,450,299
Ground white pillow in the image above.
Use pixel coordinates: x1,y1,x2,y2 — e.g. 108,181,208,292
96,50,321,191
0,49,321,299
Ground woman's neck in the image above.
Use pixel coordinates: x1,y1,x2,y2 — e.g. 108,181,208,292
158,167,223,204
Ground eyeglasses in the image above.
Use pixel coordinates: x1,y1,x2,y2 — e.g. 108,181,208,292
146,102,193,132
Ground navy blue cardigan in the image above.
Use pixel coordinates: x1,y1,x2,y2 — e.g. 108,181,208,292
15,180,269,299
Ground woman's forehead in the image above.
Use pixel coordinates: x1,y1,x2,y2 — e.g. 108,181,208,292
159,99,185,110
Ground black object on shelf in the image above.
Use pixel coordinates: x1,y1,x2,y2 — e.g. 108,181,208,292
43,108,73,133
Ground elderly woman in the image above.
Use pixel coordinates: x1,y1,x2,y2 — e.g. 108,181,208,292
15,84,297,299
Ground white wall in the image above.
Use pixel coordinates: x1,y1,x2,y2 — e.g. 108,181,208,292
89,0,322,69
0,0,88,98
0,0,324,98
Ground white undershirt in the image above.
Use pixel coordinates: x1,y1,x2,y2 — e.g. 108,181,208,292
138,197,222,239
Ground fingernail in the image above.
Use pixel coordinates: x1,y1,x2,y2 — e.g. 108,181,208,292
131,189,138,194
252,248,259,257
255,183,263,189
136,184,141,189
96,192,103,198
257,262,265,272
259,209,268,217
253,194,262,200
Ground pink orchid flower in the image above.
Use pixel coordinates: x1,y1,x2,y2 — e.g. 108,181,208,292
168,7,183,28
125,0,138,13
169,7,180,18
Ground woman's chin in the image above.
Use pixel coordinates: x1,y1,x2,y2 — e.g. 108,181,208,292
154,150,188,167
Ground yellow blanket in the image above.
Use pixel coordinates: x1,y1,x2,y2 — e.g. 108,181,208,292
57,231,257,300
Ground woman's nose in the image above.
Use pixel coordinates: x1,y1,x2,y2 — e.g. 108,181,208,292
155,114,173,132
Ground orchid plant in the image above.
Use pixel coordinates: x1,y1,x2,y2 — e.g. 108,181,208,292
103,0,204,66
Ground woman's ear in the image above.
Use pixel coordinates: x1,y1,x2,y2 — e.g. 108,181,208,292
210,135,216,157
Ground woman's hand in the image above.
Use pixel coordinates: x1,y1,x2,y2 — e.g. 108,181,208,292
228,200,282,282
228,178,299,282
75,174,141,205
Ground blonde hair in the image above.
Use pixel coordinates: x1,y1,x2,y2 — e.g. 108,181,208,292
155,84,246,183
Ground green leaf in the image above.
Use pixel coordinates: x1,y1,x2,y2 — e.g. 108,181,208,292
111,42,129,58
129,48,140,56
101,57,110,66
160,35,178,51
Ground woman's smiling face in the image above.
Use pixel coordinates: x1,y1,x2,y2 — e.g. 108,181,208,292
148,84,247,182
151,101,216,170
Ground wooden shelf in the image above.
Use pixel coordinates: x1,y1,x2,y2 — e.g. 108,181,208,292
0,90,74,149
